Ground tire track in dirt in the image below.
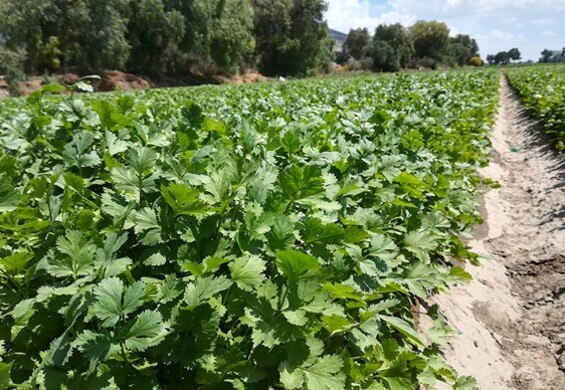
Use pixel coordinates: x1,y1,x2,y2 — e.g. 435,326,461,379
435,75,565,389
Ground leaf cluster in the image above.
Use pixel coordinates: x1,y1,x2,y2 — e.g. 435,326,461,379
0,70,499,388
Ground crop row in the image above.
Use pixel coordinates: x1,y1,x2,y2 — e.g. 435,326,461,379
506,65,565,150
0,71,499,389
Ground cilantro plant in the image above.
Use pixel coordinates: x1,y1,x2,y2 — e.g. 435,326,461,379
0,71,499,389
506,65,565,151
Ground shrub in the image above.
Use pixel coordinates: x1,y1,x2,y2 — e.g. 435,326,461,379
344,57,373,72
5,67,25,96
470,56,483,67
0,46,26,74
334,50,351,65
0,46,27,96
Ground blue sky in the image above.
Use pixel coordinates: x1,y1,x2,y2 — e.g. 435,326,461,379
325,0,565,61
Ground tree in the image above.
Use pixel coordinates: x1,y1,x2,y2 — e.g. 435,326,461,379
410,21,450,61
128,0,185,75
0,0,130,73
447,34,479,66
369,40,400,72
540,49,553,63
371,23,414,69
486,54,495,66
208,0,256,74
167,0,255,75
252,0,329,76
508,47,521,62
344,28,369,60
494,51,510,65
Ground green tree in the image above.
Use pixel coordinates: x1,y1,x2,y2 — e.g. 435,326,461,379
128,0,185,75
83,0,131,71
370,23,414,70
168,0,255,75
494,51,510,65
209,0,256,74
0,0,130,72
410,21,450,61
540,49,553,63
508,47,521,62
486,54,495,65
344,28,370,60
0,0,51,71
447,34,479,66
369,40,400,72
252,0,329,76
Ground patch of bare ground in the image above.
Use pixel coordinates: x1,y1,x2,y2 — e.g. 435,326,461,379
435,75,565,389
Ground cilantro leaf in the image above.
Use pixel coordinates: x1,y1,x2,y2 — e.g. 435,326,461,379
275,249,320,282
229,255,266,291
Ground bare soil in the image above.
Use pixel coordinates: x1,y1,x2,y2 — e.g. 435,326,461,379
436,76,565,389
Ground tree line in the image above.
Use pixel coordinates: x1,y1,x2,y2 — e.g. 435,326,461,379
339,21,482,72
485,48,521,66
0,0,330,78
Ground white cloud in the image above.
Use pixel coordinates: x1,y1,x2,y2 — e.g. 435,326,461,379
325,0,416,33
478,29,515,41
541,30,557,37
530,18,553,26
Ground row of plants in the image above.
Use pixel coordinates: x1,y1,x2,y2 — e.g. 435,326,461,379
506,65,565,150
0,70,499,389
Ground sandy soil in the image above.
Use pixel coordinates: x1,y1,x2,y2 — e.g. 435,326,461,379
435,75,565,389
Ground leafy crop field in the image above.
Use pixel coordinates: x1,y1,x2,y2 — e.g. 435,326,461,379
506,65,565,150
0,71,499,389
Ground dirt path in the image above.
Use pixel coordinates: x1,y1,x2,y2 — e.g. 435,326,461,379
435,75,565,389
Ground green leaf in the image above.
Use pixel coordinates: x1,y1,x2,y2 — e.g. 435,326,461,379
280,354,345,390
266,216,296,251
144,253,167,267
90,278,144,327
401,263,440,298
0,251,33,273
404,230,438,261
379,315,426,347
62,131,101,168
447,266,473,283
184,275,232,309
280,361,304,389
75,330,119,362
49,231,96,278
0,180,20,213
122,282,145,316
128,147,157,175
301,219,344,244
41,83,66,93
134,208,163,246
279,165,325,201
105,131,129,155
275,249,319,282
369,234,398,262
161,183,208,216
302,355,345,390
454,375,478,390
283,310,308,326
124,310,167,352
322,315,352,334
91,277,124,327
73,80,94,93
0,361,12,389
229,255,266,291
